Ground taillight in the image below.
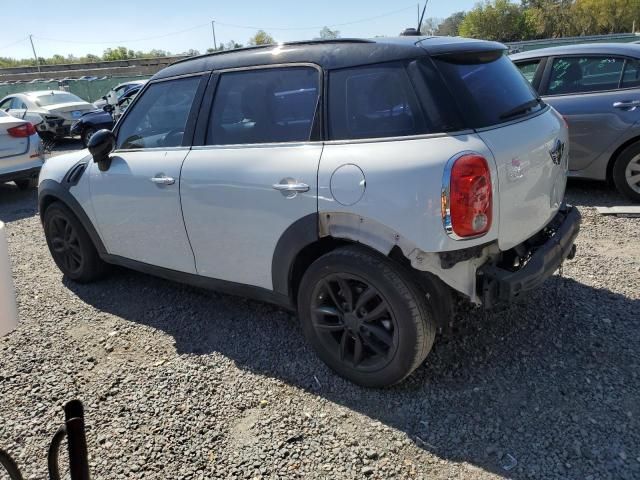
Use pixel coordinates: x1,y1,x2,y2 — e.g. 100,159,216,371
7,123,37,138
442,154,492,238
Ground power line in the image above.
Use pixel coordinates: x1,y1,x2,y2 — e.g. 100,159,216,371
32,5,415,46
0,37,29,51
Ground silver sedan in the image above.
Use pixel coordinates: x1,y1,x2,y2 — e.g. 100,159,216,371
511,43,640,202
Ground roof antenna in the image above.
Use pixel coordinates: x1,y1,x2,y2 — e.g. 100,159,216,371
401,1,429,36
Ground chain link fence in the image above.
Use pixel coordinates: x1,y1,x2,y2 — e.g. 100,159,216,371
0,75,150,103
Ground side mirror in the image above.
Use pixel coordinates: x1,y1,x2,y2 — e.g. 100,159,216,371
88,129,115,171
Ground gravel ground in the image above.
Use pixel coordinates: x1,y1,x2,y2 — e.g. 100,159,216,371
0,142,639,479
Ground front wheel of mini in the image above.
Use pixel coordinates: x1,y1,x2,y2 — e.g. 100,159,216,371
297,245,437,388
43,201,106,283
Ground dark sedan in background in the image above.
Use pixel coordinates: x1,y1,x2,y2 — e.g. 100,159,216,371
71,85,141,146
512,43,640,202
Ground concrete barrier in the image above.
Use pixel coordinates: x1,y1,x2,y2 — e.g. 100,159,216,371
0,221,18,336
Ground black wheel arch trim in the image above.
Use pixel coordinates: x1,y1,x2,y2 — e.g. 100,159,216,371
271,213,319,298
38,179,107,255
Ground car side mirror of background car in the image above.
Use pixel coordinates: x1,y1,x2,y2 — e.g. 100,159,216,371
88,129,115,171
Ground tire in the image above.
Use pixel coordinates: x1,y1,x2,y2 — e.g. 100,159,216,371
14,178,35,190
81,127,97,148
43,201,106,283
297,245,437,388
612,142,640,202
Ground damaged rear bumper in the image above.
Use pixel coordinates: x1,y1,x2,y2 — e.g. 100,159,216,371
477,205,581,309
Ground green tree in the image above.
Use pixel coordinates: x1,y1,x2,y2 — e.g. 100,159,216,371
248,30,275,45
459,0,530,42
420,17,443,35
436,11,466,36
318,26,340,39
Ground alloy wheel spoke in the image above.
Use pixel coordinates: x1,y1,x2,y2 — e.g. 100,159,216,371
628,173,640,185
64,222,73,241
322,280,343,312
314,305,341,317
354,287,377,313
360,332,387,356
335,277,353,312
353,335,363,367
362,323,393,348
360,302,389,323
51,238,65,252
339,331,349,362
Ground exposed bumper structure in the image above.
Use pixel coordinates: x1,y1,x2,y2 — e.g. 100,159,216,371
477,205,581,308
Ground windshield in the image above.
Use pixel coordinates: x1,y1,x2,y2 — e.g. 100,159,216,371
432,51,543,128
34,92,85,107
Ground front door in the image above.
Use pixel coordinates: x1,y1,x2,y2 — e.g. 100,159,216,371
541,55,640,171
89,75,204,273
180,65,322,289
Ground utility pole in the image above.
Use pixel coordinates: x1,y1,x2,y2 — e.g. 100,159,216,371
211,20,217,50
29,34,41,74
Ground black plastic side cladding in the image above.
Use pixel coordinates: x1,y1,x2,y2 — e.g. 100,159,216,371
271,213,319,298
38,179,107,255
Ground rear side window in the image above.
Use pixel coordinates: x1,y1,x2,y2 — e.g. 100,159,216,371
433,51,542,128
622,58,640,88
516,59,542,84
328,62,428,140
207,67,319,145
116,76,201,149
547,56,624,95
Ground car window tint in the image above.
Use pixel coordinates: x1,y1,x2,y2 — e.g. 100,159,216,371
516,59,541,84
548,56,624,95
0,98,13,110
622,58,640,88
116,77,200,150
207,67,319,145
329,62,427,140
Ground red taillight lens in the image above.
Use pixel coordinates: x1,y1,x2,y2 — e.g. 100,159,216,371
7,123,37,138
447,154,492,238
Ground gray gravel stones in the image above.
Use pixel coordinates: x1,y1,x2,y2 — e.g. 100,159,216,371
0,146,639,479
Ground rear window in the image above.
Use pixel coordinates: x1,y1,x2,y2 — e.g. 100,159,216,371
433,51,543,128
34,92,84,107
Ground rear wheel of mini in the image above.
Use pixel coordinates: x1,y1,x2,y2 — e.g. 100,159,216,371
43,201,106,283
612,142,640,203
297,245,437,388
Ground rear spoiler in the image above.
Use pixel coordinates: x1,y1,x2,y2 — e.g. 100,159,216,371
417,38,506,58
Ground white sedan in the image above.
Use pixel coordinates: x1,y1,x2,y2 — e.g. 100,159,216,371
0,110,43,189
0,91,95,141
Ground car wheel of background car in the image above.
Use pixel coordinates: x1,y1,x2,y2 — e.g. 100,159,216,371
43,201,107,283
81,127,97,148
612,142,640,203
14,178,36,190
297,245,437,388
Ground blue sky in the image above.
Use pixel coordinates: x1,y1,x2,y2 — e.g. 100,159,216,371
1,0,477,59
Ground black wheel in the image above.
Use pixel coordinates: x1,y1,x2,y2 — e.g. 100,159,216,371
81,127,97,148
43,202,106,282
612,142,640,202
14,178,35,190
297,245,437,387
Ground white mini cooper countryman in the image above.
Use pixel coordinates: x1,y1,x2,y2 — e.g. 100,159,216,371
38,37,580,387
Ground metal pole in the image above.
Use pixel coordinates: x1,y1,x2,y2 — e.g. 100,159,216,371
28,35,41,74
211,20,217,50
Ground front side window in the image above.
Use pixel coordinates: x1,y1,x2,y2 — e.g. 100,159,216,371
0,98,13,111
207,67,319,145
116,76,201,149
547,56,625,95
516,59,542,84
329,62,426,140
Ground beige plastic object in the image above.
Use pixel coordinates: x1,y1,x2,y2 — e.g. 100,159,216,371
0,221,18,336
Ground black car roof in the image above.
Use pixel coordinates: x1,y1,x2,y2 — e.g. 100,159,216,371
153,36,506,80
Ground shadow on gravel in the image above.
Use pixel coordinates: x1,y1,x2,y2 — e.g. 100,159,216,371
64,268,640,479
0,183,38,223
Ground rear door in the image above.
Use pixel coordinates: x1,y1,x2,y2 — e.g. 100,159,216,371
538,55,640,171
181,65,322,289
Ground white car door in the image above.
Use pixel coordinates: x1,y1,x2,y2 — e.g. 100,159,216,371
88,75,205,273
180,66,322,289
